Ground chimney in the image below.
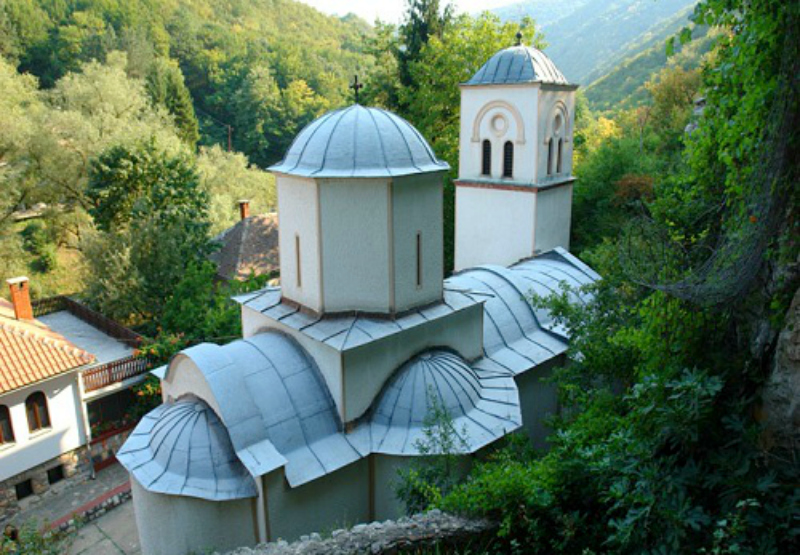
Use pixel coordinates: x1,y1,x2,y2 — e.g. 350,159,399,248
7,277,33,320
238,200,250,221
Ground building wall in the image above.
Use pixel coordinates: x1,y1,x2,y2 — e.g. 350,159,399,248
533,184,573,253
0,373,87,483
454,185,537,271
277,175,322,312
392,173,444,312
318,178,391,313
372,455,412,520
264,458,370,542
515,356,564,450
342,303,484,422
131,478,257,555
458,85,540,184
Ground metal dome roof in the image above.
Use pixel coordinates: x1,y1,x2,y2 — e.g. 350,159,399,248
117,399,258,501
370,350,521,455
466,45,570,87
268,104,450,178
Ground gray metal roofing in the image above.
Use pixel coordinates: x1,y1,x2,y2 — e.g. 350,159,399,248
371,350,521,455
268,104,450,178
117,399,258,500
466,45,570,86
123,249,598,499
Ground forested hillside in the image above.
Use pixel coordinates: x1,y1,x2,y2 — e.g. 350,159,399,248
0,0,374,166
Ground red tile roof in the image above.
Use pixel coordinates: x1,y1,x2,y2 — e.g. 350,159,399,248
0,299,95,394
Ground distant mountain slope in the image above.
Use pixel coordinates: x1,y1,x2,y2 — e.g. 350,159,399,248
585,26,714,111
493,0,698,85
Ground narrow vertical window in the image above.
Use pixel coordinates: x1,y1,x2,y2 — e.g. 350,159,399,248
503,141,514,178
547,139,554,175
557,139,563,174
26,392,50,433
416,232,422,288
481,140,492,176
295,234,302,288
0,405,13,444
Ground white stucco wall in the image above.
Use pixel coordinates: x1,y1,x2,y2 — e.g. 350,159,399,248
454,185,537,271
533,184,573,253
459,85,540,184
277,175,322,312
372,455,412,520
318,178,391,313
0,373,87,482
264,458,369,542
342,303,484,422
160,356,223,419
131,478,257,555
392,173,444,312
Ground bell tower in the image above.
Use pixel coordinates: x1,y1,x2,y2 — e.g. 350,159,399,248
454,35,579,271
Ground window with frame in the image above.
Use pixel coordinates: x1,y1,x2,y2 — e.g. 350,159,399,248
15,479,33,500
481,140,492,176
557,138,564,174
547,139,554,175
26,392,50,433
503,141,514,178
0,405,13,444
416,232,423,288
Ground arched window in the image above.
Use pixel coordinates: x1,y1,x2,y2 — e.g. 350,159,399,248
0,405,13,444
481,140,492,176
26,392,50,433
547,139,554,176
503,141,514,178
557,139,564,174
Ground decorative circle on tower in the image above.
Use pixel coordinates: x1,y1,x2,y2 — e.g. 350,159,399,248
491,114,508,136
553,113,563,135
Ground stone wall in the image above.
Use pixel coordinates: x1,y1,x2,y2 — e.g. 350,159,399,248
222,510,494,555
0,445,89,523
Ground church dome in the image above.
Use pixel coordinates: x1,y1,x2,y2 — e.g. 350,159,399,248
268,104,449,178
117,399,258,501
466,45,570,86
370,350,521,455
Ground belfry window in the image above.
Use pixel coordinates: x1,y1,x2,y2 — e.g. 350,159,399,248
26,392,50,433
0,405,13,444
557,139,563,174
503,142,513,178
547,140,554,176
481,140,492,176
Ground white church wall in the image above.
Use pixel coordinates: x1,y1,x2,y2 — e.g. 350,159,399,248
459,85,540,184
160,356,225,419
533,184,573,253
131,478,257,555
277,175,322,313
454,185,537,271
264,458,369,542
392,173,444,312
318,178,392,313
515,355,564,450
0,373,86,482
341,303,484,422
241,306,346,421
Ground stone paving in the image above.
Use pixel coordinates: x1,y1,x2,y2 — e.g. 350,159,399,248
67,500,140,555
8,463,130,528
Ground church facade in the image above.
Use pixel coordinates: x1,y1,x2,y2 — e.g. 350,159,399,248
118,40,597,555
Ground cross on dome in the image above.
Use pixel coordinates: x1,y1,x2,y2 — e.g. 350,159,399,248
350,75,364,104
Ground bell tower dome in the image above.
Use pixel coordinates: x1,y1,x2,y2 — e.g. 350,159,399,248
454,36,578,271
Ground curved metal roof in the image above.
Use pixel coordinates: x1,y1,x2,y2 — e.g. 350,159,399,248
117,399,257,501
466,45,570,86
268,104,450,178
371,350,521,456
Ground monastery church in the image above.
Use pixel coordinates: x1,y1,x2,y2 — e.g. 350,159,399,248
118,38,600,555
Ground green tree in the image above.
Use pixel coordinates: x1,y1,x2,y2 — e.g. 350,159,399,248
145,58,200,146
398,0,453,90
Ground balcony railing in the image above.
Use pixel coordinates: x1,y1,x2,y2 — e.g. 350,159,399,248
82,355,153,393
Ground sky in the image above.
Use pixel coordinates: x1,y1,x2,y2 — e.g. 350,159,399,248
297,0,517,25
